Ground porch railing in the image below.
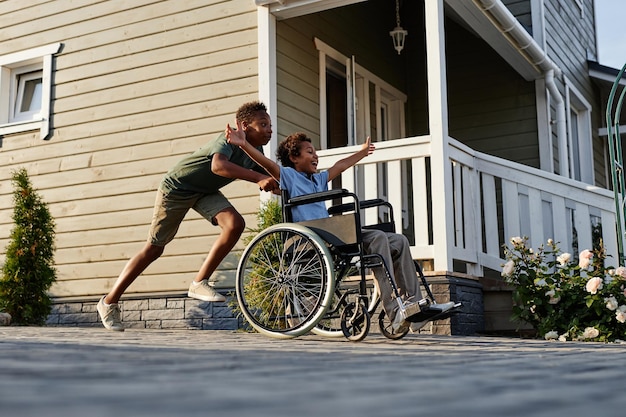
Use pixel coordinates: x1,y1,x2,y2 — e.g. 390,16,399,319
316,135,619,275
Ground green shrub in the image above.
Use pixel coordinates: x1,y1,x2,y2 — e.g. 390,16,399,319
0,168,57,325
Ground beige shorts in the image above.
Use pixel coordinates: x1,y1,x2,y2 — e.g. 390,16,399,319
148,189,233,246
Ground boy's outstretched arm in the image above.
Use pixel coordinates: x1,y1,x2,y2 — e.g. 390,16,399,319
326,137,375,182
226,120,281,181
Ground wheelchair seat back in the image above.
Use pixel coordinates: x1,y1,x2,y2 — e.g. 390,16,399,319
297,214,360,255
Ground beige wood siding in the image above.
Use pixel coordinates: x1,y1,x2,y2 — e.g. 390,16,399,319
0,0,262,299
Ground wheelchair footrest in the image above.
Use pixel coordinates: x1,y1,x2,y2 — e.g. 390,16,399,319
406,303,462,323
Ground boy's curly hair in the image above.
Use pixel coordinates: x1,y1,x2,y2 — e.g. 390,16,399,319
236,101,267,124
276,132,311,168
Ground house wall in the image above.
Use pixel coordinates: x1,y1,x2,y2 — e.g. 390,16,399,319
275,0,409,148
445,18,540,168
0,0,263,300
542,0,607,187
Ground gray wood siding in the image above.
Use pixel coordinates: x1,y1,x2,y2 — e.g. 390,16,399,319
0,0,262,298
543,0,606,186
445,18,540,167
502,0,533,32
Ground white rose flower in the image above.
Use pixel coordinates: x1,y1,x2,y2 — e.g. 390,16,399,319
579,249,593,269
510,236,524,246
558,334,568,342
605,296,619,311
546,289,560,304
585,277,603,294
616,266,626,280
616,310,626,324
501,260,515,277
544,331,558,340
556,252,571,266
582,327,600,339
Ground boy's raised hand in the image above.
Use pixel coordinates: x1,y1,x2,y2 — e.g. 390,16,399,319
362,136,375,155
226,120,246,147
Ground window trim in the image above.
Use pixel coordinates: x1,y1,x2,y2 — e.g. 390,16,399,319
0,43,61,139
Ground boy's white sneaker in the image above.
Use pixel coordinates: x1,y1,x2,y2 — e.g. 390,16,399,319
97,296,124,332
188,280,226,302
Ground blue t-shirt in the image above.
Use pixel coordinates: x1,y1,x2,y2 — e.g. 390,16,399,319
279,166,329,222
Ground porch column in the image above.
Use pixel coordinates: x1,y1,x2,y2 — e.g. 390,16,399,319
425,0,454,271
257,5,278,203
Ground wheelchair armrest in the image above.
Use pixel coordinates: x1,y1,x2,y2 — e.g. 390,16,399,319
287,188,351,206
327,198,390,216
359,199,391,210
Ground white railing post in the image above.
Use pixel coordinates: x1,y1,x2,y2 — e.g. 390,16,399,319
425,0,454,272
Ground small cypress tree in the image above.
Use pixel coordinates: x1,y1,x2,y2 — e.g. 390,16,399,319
0,168,57,325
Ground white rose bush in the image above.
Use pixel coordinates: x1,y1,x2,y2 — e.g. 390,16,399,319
502,237,626,342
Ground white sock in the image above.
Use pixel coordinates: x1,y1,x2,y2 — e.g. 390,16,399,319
192,280,202,287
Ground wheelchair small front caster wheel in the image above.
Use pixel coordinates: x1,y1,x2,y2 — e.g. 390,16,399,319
341,301,370,342
378,310,409,340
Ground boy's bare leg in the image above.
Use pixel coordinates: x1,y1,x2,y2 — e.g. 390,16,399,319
104,243,165,304
193,207,245,282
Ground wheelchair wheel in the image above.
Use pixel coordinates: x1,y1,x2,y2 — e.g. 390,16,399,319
341,301,370,341
378,310,409,340
312,276,378,338
236,223,335,339
310,292,346,337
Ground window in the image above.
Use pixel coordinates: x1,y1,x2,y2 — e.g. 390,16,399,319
13,67,43,122
0,43,61,139
565,80,593,183
314,38,406,148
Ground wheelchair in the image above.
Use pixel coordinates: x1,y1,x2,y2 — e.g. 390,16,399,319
235,188,459,341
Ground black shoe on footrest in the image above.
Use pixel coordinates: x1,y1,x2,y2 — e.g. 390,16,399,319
406,302,462,323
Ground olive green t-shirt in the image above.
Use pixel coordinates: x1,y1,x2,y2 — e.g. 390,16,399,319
159,132,266,195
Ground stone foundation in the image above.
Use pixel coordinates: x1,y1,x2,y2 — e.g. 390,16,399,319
48,274,484,335
423,272,485,336
47,293,242,330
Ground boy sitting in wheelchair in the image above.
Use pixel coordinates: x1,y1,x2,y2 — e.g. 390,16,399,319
227,124,457,334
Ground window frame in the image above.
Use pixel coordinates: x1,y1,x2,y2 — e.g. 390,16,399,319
0,43,61,139
12,65,43,123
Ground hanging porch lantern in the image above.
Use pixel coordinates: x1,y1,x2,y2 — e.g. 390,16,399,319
389,0,408,55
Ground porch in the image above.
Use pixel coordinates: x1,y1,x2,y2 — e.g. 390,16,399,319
318,134,618,274
316,135,619,334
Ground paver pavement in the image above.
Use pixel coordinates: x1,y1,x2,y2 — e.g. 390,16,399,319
0,327,624,417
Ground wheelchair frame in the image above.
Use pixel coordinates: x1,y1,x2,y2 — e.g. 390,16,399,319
235,188,454,341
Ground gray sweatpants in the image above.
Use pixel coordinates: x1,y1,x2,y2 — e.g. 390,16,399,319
361,229,423,319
